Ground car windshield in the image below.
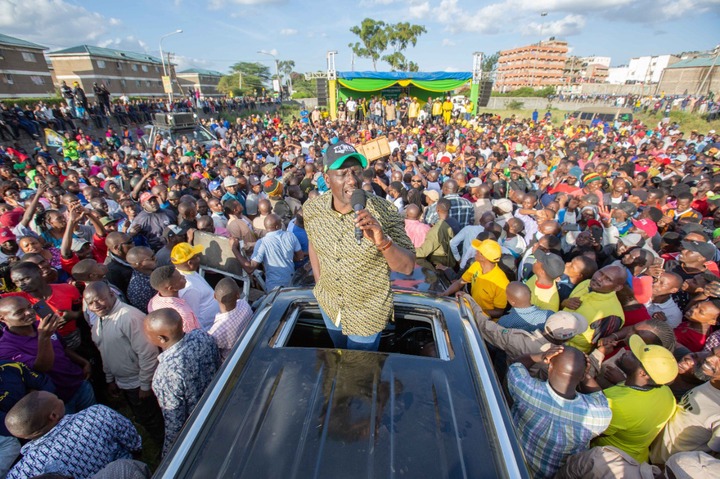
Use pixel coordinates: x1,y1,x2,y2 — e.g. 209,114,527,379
169,127,215,144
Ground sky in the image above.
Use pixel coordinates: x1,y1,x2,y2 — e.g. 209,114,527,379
1,0,719,75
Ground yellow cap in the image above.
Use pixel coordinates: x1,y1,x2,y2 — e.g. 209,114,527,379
628,334,678,385
471,239,502,263
171,242,204,265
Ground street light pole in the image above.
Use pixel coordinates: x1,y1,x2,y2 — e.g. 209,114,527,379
258,50,282,101
159,29,182,110
530,12,548,89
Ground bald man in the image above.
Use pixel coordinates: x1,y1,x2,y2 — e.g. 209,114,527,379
404,203,430,248
84,281,164,444
104,232,134,296
232,214,303,292
499,281,553,332
507,346,611,479
144,308,219,456
4,391,141,479
424,179,474,228
563,265,627,353
125,246,157,314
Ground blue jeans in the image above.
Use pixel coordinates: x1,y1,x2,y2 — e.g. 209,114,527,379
0,436,20,478
65,380,96,414
320,307,381,351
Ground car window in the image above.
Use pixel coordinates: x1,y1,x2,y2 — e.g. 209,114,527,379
580,112,593,120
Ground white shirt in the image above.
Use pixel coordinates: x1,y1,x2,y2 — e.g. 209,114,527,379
178,271,220,331
646,298,683,329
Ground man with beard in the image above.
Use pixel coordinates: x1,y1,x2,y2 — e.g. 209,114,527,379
591,335,677,462
650,344,720,464
128,192,176,251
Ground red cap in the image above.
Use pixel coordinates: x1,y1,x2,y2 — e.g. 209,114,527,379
139,192,157,204
632,218,658,238
0,227,16,242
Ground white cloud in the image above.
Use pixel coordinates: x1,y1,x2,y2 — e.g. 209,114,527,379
444,66,460,72
526,14,586,37
0,0,121,46
441,38,456,47
174,55,221,72
209,0,286,9
409,1,431,18
431,0,720,35
97,36,149,53
280,28,298,35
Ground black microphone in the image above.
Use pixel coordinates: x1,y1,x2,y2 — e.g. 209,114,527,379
351,189,366,245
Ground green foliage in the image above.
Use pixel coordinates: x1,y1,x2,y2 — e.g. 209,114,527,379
482,52,499,73
349,18,388,71
349,18,426,71
506,100,525,110
1,97,62,108
493,86,556,98
289,72,316,99
217,62,271,96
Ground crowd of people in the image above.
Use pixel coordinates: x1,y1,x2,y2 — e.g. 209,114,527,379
0,90,718,478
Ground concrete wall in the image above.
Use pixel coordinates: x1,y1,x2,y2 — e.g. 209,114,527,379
658,66,720,96
485,97,620,111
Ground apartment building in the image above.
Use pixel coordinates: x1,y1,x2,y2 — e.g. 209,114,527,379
0,33,54,98
48,45,166,98
563,56,609,84
494,39,569,91
177,68,223,97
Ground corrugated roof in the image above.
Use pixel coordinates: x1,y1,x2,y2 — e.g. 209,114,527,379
48,45,162,64
0,33,47,50
178,68,224,76
666,56,718,69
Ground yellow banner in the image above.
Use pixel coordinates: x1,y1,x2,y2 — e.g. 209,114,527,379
44,129,63,148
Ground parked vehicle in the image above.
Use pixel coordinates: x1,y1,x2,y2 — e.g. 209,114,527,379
569,107,633,126
140,112,218,150
154,287,530,479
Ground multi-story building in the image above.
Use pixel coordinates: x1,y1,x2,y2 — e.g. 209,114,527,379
579,56,611,68
0,33,54,98
563,56,609,84
607,66,630,84
47,45,166,98
177,68,223,97
657,56,720,96
626,55,680,84
495,39,568,91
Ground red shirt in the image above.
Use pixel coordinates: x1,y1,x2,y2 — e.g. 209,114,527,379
3,284,82,336
674,322,710,352
59,234,108,275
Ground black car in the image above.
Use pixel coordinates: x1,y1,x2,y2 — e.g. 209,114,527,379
154,288,529,478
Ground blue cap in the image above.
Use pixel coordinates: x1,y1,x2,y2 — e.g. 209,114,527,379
568,166,583,179
208,180,221,192
282,161,293,171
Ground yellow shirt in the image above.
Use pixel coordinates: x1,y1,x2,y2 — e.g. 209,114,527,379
462,262,509,314
526,275,560,312
564,279,625,353
592,384,676,463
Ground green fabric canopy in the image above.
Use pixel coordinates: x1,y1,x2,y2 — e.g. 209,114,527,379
337,77,470,93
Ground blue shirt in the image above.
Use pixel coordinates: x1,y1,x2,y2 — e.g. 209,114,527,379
252,230,302,291
498,306,553,332
7,405,141,479
507,363,612,479
0,361,55,436
153,329,220,456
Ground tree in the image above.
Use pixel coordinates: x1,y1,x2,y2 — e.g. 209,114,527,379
349,19,426,72
217,62,271,96
277,60,295,79
482,51,499,74
349,18,388,71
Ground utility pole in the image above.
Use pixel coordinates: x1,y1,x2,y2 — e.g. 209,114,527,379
159,29,182,110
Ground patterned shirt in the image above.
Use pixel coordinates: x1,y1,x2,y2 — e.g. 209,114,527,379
0,361,55,436
7,405,142,479
498,306,553,332
423,193,474,228
126,270,155,314
152,329,220,456
208,299,253,361
303,190,415,336
147,295,201,332
507,363,612,479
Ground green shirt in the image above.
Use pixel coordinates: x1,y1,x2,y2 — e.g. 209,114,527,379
415,219,456,268
304,191,414,336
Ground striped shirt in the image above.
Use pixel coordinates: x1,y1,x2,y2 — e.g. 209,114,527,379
209,300,253,361
498,306,553,332
147,295,200,332
507,363,612,479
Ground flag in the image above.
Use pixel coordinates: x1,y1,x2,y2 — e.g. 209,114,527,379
45,129,63,148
